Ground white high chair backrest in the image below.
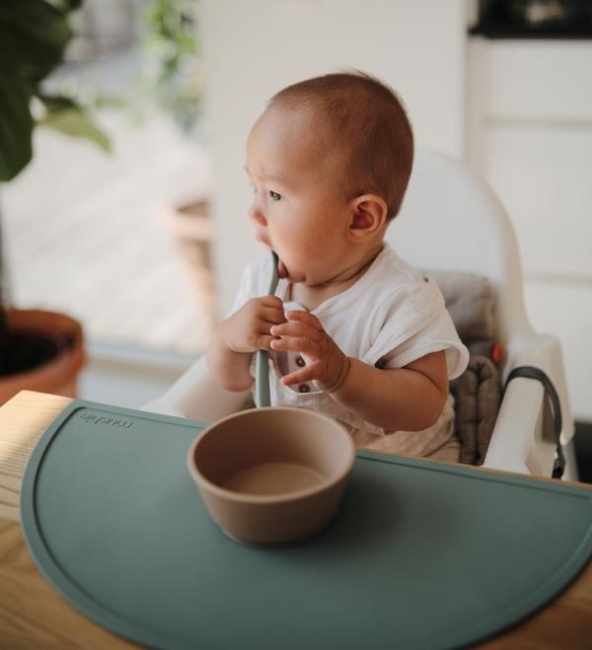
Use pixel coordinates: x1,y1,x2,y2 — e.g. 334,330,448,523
386,148,536,349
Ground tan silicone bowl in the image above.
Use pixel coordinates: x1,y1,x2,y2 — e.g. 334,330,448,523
187,407,355,545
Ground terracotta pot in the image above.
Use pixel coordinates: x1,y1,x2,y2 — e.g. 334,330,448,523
0,309,86,406
161,198,217,329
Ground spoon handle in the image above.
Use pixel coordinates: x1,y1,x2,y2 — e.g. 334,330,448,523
255,252,279,408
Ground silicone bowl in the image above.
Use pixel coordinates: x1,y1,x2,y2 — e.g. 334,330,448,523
187,407,355,545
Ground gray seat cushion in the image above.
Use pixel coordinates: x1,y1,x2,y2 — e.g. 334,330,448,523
424,269,501,465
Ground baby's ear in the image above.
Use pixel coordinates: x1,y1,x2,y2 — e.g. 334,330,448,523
348,194,388,242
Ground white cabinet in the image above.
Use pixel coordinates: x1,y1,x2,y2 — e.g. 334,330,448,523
467,39,592,419
486,125,592,278
485,42,592,121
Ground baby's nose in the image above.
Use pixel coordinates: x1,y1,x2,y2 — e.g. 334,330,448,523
248,202,267,226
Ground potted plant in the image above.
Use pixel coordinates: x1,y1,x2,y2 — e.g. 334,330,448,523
0,0,109,404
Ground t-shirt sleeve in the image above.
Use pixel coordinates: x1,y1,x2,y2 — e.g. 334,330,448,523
381,310,469,379
362,279,469,380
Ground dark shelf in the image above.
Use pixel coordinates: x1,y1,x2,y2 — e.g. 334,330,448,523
470,21,592,39
470,0,592,41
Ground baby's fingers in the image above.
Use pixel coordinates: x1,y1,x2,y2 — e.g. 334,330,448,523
262,306,287,325
269,320,320,340
256,334,278,351
255,296,287,324
269,335,318,356
281,362,321,386
260,295,285,309
285,309,323,330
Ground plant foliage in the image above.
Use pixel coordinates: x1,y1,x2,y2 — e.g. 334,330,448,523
0,0,108,182
137,0,202,133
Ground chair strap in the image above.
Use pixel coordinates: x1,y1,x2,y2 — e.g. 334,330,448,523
504,366,565,479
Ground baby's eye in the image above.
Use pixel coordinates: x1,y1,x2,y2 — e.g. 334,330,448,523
269,190,282,201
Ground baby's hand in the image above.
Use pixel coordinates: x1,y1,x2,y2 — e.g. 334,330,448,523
269,310,350,392
223,296,286,353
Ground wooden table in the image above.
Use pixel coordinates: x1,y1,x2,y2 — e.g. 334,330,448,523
1,390,591,649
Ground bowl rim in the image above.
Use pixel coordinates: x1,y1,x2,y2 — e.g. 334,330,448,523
186,406,356,504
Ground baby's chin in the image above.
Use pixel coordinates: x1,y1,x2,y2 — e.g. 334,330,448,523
277,258,289,279
277,258,309,284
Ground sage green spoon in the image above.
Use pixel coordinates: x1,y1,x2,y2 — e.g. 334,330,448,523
255,251,279,408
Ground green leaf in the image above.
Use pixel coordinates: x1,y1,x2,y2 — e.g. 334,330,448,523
38,104,111,154
0,0,72,83
58,0,84,10
0,61,34,181
37,92,78,112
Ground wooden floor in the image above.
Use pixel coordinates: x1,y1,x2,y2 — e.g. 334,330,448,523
3,108,214,356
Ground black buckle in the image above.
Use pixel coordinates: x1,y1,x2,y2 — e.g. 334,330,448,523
504,366,565,479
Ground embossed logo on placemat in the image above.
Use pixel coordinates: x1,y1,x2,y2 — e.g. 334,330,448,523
79,412,134,429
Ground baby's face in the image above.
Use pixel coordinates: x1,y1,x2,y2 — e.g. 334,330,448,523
245,108,354,287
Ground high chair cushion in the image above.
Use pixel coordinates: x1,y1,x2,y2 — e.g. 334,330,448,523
424,269,496,349
424,269,502,465
454,355,502,465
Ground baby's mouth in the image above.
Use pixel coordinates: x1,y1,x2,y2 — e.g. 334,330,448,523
277,257,288,279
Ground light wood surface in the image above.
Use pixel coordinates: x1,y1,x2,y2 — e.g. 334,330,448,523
1,390,591,649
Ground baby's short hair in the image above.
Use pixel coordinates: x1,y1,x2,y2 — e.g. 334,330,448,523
268,71,414,220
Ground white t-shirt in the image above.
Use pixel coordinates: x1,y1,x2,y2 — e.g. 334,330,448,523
230,244,470,459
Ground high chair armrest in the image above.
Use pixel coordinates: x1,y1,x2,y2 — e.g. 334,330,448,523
141,355,253,421
483,377,551,475
505,333,575,445
483,333,574,477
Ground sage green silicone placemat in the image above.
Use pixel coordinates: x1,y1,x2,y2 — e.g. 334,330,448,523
21,400,592,650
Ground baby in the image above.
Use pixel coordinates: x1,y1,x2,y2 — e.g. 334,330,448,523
206,71,469,462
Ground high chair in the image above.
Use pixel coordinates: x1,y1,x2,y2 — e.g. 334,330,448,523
143,149,575,479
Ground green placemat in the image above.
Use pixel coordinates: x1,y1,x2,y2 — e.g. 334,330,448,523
21,400,592,650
